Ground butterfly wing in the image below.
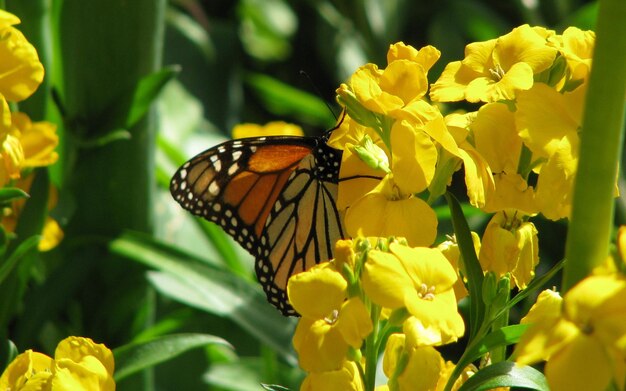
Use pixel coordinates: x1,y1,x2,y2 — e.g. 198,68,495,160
170,136,345,315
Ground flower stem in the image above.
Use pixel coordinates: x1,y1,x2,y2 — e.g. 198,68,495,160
563,0,626,292
364,304,380,391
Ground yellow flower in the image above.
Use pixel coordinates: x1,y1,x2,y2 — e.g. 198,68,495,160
337,117,446,247
327,115,386,210
0,13,44,102
12,112,59,168
443,113,495,209
383,333,444,391
437,232,482,302
39,217,64,251
338,44,438,123
300,361,364,391
533,136,577,220
362,243,465,344
0,129,23,185
482,172,537,215
2,173,64,251
478,210,538,289
516,82,586,219
344,175,438,247
435,361,478,391
430,25,557,103
617,226,626,267
472,103,521,175
387,43,440,74
514,276,626,391
390,120,437,194
0,337,115,391
0,350,54,390
0,109,58,186
52,337,115,391
548,27,595,82
288,263,372,372
0,9,21,28
516,82,583,159
231,121,304,138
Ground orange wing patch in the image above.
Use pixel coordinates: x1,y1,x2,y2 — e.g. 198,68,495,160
221,144,314,236
249,144,311,172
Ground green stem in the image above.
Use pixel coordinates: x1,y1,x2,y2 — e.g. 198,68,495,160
364,304,380,391
563,0,626,292
489,289,510,363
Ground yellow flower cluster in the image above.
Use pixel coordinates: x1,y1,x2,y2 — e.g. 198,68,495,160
288,238,466,390
332,25,594,294
287,23,601,391
513,231,626,391
0,10,61,250
0,336,115,390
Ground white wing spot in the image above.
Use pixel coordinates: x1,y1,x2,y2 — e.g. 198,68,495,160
213,160,222,172
179,169,187,179
232,150,243,160
228,163,239,175
209,181,220,196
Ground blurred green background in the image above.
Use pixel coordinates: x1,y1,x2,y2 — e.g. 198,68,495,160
0,0,597,389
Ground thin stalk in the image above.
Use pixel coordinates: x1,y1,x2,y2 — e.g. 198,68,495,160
563,0,626,291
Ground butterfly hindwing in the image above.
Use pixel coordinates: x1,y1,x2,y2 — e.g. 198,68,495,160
170,136,345,315
256,141,345,315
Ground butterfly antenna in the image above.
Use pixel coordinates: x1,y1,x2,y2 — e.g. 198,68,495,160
299,70,338,121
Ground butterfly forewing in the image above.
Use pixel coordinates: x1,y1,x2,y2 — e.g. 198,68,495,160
170,136,346,315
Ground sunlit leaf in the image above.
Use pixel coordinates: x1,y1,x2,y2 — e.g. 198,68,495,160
110,232,297,364
458,361,549,391
445,192,485,341
114,333,230,381
0,188,29,203
244,72,336,129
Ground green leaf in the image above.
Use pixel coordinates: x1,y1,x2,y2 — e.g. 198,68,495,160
166,7,214,61
114,333,230,381
78,129,132,149
13,170,49,242
237,0,297,61
0,188,29,204
204,359,272,391
0,236,41,286
126,66,180,129
464,325,529,364
445,192,485,341
0,170,49,327
262,385,292,391
458,361,549,391
496,258,565,321
434,202,484,221
110,232,297,363
244,72,336,129
0,338,18,373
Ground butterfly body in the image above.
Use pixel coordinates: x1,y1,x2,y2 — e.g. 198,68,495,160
170,135,346,315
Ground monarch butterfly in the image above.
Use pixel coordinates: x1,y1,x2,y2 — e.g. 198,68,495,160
170,132,346,316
